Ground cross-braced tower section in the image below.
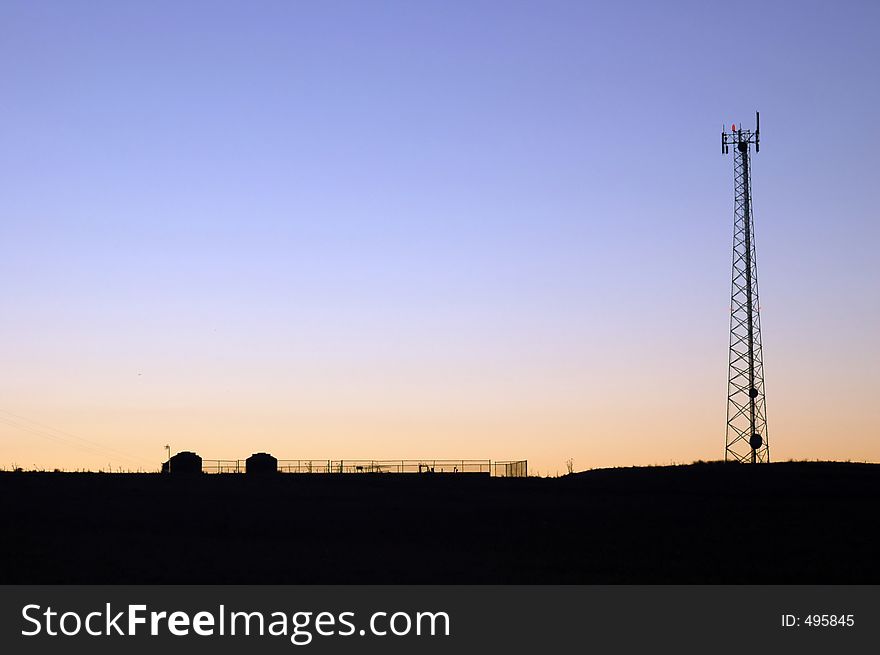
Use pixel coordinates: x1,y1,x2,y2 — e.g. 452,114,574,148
722,112,769,463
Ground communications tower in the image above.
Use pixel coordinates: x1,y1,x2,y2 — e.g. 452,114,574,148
722,112,769,463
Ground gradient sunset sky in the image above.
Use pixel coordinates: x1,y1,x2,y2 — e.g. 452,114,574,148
1,1,878,473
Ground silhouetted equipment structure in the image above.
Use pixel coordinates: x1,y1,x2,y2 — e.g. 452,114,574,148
496,460,528,477
190,457,528,477
246,452,278,475
162,451,202,475
721,112,770,463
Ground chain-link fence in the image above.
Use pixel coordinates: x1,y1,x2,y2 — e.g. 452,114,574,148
187,458,528,477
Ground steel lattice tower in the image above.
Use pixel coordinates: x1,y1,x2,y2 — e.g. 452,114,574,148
721,112,769,463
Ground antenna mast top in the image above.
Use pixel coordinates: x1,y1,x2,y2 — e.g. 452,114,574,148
722,111,760,154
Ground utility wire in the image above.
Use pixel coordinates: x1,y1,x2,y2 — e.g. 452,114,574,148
0,409,154,466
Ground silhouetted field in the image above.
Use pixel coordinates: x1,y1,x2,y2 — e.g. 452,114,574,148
1,461,877,583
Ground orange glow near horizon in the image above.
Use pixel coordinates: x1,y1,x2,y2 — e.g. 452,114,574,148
3,324,878,473
2,3,878,474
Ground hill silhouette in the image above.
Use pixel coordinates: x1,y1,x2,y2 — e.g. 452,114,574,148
1,461,877,583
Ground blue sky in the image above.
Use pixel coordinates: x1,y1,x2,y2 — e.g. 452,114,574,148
1,1,878,471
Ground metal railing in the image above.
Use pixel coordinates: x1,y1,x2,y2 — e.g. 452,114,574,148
277,460,492,474
202,459,243,474
196,458,529,477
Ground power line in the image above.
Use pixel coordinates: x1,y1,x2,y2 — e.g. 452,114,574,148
0,409,153,466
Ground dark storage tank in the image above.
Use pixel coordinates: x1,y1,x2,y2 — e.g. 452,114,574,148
162,451,202,475
246,452,278,475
